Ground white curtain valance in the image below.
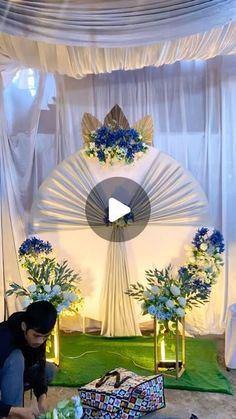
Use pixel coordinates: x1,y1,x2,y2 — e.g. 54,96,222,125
0,0,235,47
1,21,236,79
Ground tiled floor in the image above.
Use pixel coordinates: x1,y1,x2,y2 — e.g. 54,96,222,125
25,335,236,418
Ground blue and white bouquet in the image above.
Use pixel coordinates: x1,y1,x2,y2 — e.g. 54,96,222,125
6,237,83,315
85,125,148,164
39,396,83,419
127,265,187,322
19,236,53,259
178,228,224,306
127,228,224,322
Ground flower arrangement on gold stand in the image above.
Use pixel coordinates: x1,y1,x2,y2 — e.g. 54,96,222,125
128,265,186,378
127,228,225,378
6,237,83,365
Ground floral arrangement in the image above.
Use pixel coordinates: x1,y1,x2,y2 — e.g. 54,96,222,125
126,228,224,322
39,396,83,419
85,125,148,164
19,236,53,258
6,237,83,315
127,265,186,322
104,207,134,227
178,227,224,306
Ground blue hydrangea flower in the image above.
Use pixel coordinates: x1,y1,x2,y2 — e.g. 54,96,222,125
192,227,209,249
126,148,134,160
19,237,52,256
155,309,172,320
127,128,139,141
210,230,224,253
192,279,211,293
178,266,188,277
148,305,157,316
119,139,127,148
198,227,209,236
97,150,106,162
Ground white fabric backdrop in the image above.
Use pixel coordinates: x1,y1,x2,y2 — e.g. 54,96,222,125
1,56,236,334
28,146,209,336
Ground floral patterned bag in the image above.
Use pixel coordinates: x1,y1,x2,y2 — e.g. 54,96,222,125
78,368,165,418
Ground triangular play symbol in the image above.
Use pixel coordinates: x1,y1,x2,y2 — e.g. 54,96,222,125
108,197,131,222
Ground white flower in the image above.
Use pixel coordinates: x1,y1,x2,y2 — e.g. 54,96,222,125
75,405,83,419
22,296,31,308
53,408,59,419
44,284,51,293
68,292,78,302
197,261,206,268
165,299,175,309
63,291,71,300
200,243,208,251
143,290,152,299
170,285,180,296
205,278,211,284
159,296,168,303
198,271,207,280
150,285,159,295
137,151,144,158
27,283,36,293
104,148,110,157
89,142,96,150
52,285,61,294
177,297,186,307
176,307,185,317
207,244,214,255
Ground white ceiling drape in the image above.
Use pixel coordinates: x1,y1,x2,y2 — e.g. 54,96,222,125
1,1,236,78
0,0,235,47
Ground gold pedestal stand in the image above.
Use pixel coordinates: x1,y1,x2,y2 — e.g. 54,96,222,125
47,317,60,366
154,317,186,379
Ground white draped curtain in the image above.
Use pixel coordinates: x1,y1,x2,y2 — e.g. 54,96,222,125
1,56,236,333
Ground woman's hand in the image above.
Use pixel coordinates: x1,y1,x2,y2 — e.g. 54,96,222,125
8,405,40,418
37,393,48,414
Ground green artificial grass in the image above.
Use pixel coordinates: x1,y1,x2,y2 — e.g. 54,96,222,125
51,334,233,394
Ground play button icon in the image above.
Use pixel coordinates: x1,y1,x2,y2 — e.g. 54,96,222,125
85,177,151,242
108,198,131,222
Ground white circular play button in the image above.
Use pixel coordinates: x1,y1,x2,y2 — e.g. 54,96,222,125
108,197,131,222
85,177,151,241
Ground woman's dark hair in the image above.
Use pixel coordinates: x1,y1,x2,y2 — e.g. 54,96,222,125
24,301,57,334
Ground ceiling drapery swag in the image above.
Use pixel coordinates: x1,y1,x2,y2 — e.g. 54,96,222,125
1,1,236,77
1,21,236,78
0,0,236,47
